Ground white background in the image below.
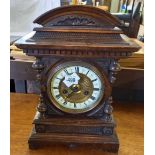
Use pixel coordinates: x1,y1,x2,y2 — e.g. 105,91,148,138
10,0,60,36
0,0,153,154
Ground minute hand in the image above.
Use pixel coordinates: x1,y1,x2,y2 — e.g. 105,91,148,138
65,89,74,100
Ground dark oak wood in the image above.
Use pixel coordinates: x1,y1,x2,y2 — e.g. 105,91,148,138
28,129,119,152
33,27,123,34
10,39,144,81
33,5,120,26
14,5,141,153
15,6,140,58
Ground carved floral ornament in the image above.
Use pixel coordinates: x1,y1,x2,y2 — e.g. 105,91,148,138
52,16,96,26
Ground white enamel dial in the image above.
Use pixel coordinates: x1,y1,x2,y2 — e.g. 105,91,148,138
48,62,104,114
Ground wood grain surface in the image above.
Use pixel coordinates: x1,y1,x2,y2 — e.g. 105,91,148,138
10,37,144,69
10,93,144,155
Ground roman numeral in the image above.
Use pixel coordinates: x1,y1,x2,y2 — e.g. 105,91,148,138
90,96,96,101
92,79,97,82
63,101,67,105
56,77,61,80
64,69,69,75
86,70,89,75
52,87,58,89
55,94,61,99
75,66,79,73
93,88,100,91
74,103,77,108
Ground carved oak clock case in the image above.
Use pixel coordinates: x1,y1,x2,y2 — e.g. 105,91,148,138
15,5,140,153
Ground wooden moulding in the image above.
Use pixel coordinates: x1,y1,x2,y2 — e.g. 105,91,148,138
15,6,141,58
32,112,116,135
33,27,124,34
28,127,119,153
28,112,119,152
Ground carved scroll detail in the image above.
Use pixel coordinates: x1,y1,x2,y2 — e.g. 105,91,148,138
32,58,47,118
52,16,96,26
103,97,113,122
109,60,121,84
102,60,121,122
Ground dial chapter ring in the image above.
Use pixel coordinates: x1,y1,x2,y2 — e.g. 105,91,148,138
47,61,110,114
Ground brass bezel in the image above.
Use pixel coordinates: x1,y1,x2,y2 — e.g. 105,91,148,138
47,60,111,114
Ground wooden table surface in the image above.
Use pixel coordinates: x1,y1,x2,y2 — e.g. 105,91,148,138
10,93,144,155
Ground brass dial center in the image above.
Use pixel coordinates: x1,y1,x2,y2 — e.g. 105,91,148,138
71,84,81,93
59,73,93,103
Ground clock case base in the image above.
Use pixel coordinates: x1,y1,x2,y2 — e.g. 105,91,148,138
28,112,119,153
28,127,119,153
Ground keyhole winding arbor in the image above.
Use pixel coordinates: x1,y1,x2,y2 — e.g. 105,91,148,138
15,5,140,153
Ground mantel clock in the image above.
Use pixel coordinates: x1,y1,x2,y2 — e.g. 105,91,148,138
15,5,140,153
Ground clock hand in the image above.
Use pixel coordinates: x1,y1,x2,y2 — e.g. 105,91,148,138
65,90,74,101
65,83,80,100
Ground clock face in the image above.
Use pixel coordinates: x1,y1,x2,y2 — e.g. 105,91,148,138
47,61,105,114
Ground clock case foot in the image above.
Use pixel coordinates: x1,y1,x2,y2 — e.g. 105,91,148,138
28,112,119,153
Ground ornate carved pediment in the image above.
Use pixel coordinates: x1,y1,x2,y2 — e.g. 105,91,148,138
15,5,140,58
50,16,96,26
34,5,121,28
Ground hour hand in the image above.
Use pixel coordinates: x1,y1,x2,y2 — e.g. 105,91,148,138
64,88,74,100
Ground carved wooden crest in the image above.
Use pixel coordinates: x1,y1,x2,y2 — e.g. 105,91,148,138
34,5,121,27
51,16,96,26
